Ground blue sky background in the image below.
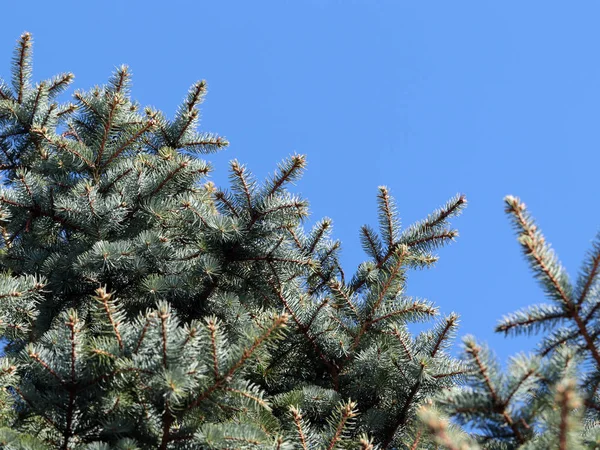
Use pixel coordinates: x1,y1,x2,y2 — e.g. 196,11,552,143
2,1,599,363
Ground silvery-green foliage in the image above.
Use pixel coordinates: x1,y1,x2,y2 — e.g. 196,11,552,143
0,33,467,449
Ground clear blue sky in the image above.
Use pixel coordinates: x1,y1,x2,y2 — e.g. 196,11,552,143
2,1,599,363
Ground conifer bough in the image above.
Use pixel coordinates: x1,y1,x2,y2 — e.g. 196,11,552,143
0,32,467,450
0,32,597,450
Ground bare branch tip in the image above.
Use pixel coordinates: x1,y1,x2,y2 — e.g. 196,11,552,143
20,32,32,43
504,195,525,210
291,153,307,166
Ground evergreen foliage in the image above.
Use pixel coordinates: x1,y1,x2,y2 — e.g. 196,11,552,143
1,33,598,450
425,196,600,449
0,33,467,449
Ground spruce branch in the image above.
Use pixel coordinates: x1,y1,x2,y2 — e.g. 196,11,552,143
251,196,309,226
186,312,289,410
168,81,207,148
558,380,577,450
29,82,45,123
265,154,306,197
108,64,131,95
207,318,221,378
418,405,480,450
26,347,66,385
351,245,409,351
329,280,360,320
410,194,467,236
268,286,340,389
73,91,102,118
172,109,198,148
12,385,60,429
504,195,573,306
95,93,119,168
150,161,188,196
290,406,312,450
100,119,155,169
159,303,170,369
502,196,600,369
326,401,359,450
46,73,74,98
384,376,422,448
214,190,240,218
389,325,414,361
230,159,254,211
94,287,123,350
159,401,174,450
62,312,79,450
352,192,465,292
367,300,436,328
377,186,399,248
402,229,458,252
0,79,12,100
185,80,207,112
360,225,384,263
430,313,459,357
55,103,76,118
178,133,228,153
133,312,156,355
12,32,32,104
30,127,95,167
223,385,270,410
576,233,600,306
308,219,332,254
496,304,567,336
464,339,526,444
38,101,58,129
505,374,538,412
522,377,585,450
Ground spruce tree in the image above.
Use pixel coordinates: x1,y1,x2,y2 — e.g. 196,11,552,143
0,33,469,449
13,31,600,450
